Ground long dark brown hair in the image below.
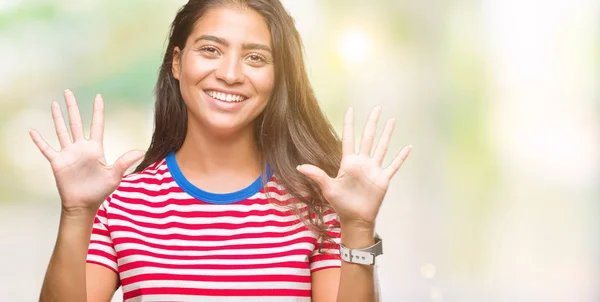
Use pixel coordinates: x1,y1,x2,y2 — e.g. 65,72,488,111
135,0,342,244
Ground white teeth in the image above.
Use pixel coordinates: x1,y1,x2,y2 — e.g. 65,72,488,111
206,90,245,102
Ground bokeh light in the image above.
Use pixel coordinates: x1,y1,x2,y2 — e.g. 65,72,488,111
0,0,598,301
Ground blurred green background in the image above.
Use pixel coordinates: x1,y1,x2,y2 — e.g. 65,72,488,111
0,0,598,301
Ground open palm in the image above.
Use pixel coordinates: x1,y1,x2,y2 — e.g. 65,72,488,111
29,90,144,214
297,106,411,227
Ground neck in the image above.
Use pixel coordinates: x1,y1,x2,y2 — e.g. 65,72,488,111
176,122,262,177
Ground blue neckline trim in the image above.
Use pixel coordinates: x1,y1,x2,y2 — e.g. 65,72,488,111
165,152,273,204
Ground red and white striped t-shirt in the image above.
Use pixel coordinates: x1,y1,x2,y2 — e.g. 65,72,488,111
87,152,341,302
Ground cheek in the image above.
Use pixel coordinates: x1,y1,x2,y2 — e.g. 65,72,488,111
181,55,212,84
249,68,275,99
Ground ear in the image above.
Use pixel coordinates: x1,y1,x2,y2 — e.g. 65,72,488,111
172,46,181,80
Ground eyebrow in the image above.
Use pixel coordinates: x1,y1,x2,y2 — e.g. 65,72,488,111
194,35,272,53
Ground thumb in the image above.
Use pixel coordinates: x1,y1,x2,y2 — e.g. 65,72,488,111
112,150,145,178
296,164,331,189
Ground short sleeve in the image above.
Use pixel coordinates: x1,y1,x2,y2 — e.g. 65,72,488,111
86,195,118,274
309,210,342,273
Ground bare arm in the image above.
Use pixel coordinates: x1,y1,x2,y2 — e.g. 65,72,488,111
311,227,380,302
335,226,380,302
86,263,120,302
39,210,95,301
299,106,411,302
30,90,142,302
40,210,119,302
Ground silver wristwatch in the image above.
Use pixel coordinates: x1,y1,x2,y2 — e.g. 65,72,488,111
339,233,383,265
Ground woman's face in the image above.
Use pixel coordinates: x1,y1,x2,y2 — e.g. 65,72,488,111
172,6,275,136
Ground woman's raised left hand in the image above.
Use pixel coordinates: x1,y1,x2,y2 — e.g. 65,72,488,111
297,106,411,231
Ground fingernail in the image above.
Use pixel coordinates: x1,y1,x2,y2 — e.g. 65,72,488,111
296,165,301,171
64,89,70,93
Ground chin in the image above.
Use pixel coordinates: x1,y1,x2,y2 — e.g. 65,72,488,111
202,118,251,137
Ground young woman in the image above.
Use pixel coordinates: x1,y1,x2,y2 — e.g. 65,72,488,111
30,0,411,301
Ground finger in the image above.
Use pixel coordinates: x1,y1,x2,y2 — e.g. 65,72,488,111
51,101,71,149
29,129,57,161
90,94,104,142
64,89,85,141
342,107,355,156
359,105,382,156
112,150,145,178
296,164,331,190
372,118,395,166
384,144,412,179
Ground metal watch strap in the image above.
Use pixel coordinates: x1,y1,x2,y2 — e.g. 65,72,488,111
339,233,383,265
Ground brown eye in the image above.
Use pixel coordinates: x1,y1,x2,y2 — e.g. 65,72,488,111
199,46,220,56
246,53,266,64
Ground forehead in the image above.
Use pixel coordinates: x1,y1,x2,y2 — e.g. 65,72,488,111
189,6,272,47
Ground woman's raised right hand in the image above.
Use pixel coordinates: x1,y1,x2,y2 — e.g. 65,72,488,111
29,89,144,216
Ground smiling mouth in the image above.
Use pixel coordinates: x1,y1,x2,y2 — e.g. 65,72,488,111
204,90,248,103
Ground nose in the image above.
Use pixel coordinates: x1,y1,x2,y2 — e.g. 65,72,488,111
215,55,245,85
